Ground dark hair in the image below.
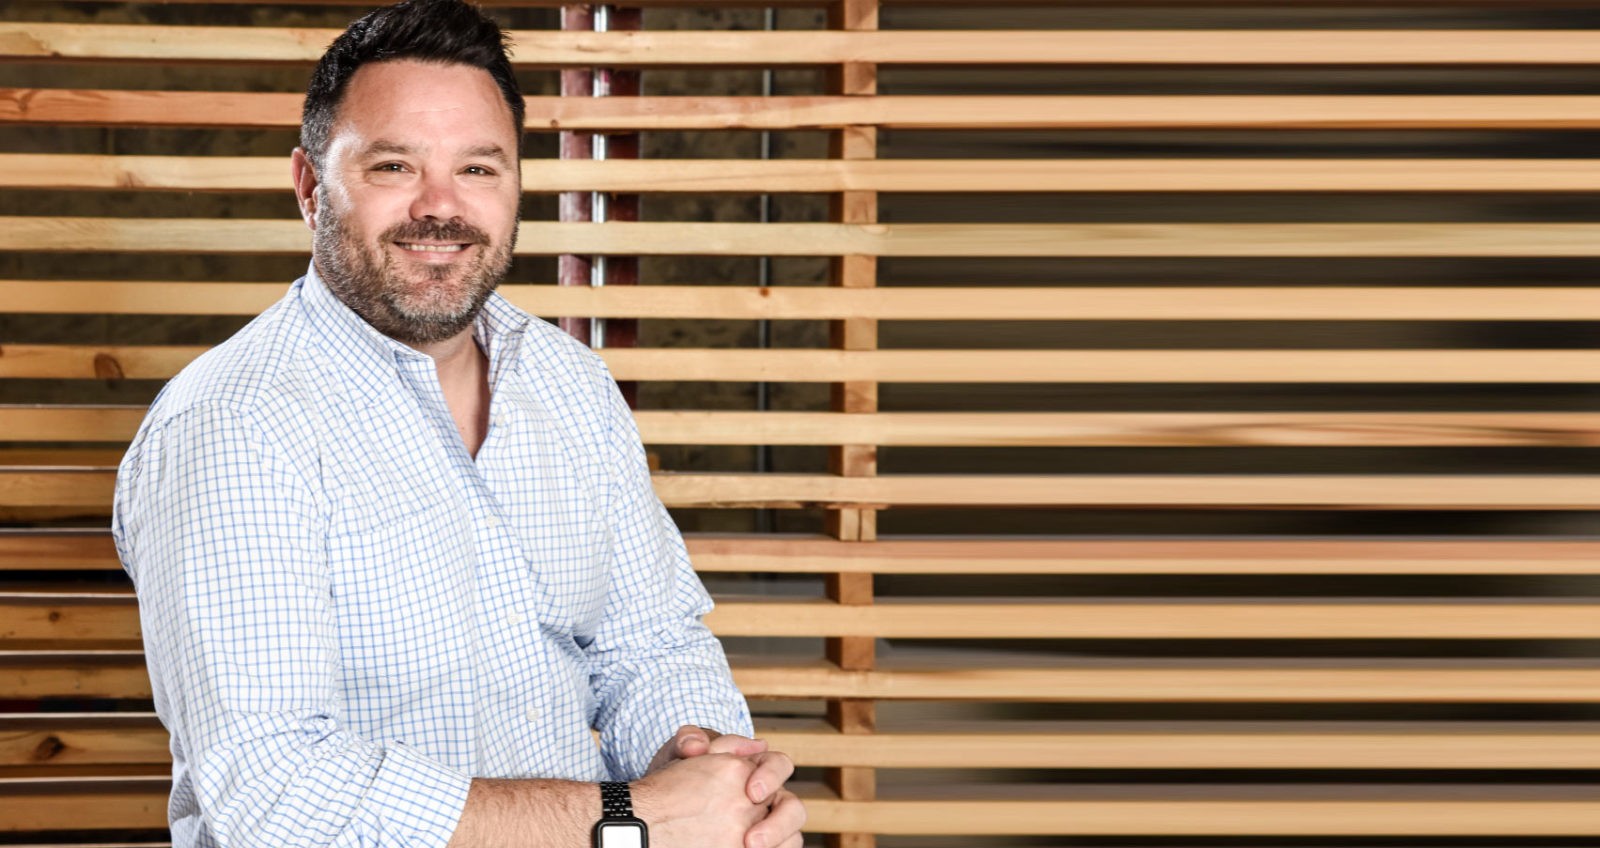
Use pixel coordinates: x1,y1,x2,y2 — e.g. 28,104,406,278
300,0,524,168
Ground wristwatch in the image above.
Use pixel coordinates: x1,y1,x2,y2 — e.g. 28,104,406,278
593,782,648,848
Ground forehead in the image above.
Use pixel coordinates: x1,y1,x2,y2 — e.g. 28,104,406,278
330,59,519,152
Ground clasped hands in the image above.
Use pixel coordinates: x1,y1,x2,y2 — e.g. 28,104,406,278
634,725,805,848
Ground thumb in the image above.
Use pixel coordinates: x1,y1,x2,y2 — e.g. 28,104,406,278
673,725,713,758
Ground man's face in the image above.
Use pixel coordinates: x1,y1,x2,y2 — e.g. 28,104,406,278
307,59,521,345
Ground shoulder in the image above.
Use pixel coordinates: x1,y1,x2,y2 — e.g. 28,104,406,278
132,291,325,467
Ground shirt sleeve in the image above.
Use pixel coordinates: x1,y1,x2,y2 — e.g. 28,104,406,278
113,403,472,847
582,375,754,780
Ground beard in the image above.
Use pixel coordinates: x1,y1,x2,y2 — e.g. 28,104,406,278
313,190,516,346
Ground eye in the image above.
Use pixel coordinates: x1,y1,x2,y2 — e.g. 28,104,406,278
463,165,495,176
372,162,407,173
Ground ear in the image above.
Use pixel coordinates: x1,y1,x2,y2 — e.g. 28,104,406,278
290,147,320,230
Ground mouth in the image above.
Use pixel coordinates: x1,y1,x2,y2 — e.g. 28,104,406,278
395,242,469,254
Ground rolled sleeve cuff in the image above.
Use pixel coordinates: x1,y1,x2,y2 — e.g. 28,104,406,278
363,741,473,847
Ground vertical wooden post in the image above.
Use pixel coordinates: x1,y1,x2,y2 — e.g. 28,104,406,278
825,2,878,847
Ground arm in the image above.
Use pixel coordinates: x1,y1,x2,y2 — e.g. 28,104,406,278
582,375,753,780
115,404,470,846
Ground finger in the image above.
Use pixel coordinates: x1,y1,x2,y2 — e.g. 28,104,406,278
673,724,715,758
707,732,768,758
746,790,806,848
745,749,794,804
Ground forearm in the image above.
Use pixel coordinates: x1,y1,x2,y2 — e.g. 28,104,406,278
447,777,594,848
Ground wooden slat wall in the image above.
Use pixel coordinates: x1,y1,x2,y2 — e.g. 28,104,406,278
4,2,1600,845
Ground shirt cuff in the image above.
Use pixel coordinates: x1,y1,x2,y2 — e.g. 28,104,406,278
364,741,473,847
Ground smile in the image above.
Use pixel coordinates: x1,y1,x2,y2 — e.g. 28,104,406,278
397,242,467,253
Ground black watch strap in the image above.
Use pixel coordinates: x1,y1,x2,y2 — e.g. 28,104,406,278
599,781,635,819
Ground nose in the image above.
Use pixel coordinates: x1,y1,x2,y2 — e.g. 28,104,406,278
409,169,461,222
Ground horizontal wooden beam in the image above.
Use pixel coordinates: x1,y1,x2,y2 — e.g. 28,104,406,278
10,654,1600,702
14,26,1600,67
708,599,1600,639
10,280,1600,320
733,660,1600,702
19,219,1600,258
21,715,1600,771
12,92,1600,130
688,537,1600,575
9,532,1599,576
14,344,1600,384
9,778,1600,835
757,720,1600,770
8,469,1599,510
600,350,1600,383
18,593,1600,642
798,790,1600,836
7,406,1597,448
18,155,1600,194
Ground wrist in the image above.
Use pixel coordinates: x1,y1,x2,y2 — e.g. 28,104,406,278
593,781,648,848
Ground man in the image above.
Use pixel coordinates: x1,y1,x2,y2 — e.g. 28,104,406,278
111,1,804,846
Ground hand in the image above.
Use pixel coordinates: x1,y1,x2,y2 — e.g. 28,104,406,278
647,726,804,848
632,753,765,848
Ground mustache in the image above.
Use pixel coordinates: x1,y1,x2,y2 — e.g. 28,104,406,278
382,219,490,245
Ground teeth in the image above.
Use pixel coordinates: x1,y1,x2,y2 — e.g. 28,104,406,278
399,243,465,253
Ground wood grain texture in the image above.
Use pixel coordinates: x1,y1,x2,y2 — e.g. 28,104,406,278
20,218,1600,258
13,279,1600,320
16,344,1600,383
20,155,1600,193
14,91,1600,130
7,469,1598,509
16,26,1600,66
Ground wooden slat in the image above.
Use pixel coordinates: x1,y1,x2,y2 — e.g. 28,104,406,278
6,470,1599,510
12,345,1600,384
18,27,1600,67
709,599,1600,639
22,715,1600,771
6,407,1598,448
509,285,1600,320
0,532,119,571
11,280,1600,321
0,778,168,831
600,350,1600,384
0,407,147,442
11,654,1600,702
20,155,1600,194
757,720,1600,769
0,594,139,644
7,533,1598,576
0,654,151,699
0,716,166,769
638,411,1600,447
18,593,1600,642
7,778,1600,836
733,659,1600,702
798,787,1600,836
16,26,1600,67
14,92,1600,130
20,219,1600,258
688,537,1600,575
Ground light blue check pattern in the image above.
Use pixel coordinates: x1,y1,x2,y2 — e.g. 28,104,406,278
112,266,752,848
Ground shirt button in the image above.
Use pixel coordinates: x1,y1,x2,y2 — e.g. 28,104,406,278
526,708,540,722
493,413,509,429
484,515,502,530
506,611,524,626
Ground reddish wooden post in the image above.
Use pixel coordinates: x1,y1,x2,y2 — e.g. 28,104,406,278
559,5,640,407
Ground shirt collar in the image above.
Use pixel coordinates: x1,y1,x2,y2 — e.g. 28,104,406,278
297,263,533,404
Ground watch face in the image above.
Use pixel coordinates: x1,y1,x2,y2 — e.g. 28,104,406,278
597,821,646,848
